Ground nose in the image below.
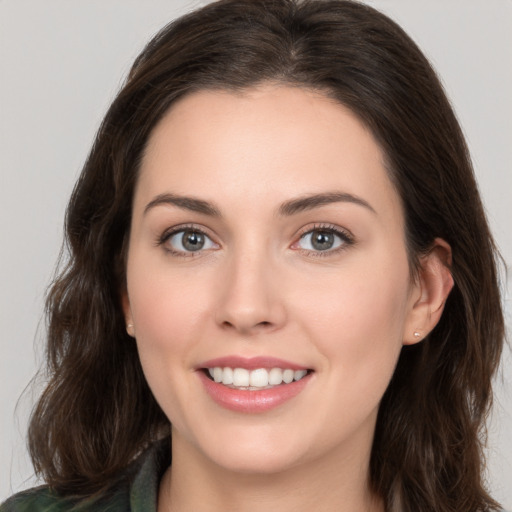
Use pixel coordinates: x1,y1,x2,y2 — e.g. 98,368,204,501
215,249,287,336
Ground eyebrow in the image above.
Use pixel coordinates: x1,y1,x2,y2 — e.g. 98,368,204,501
278,192,376,216
144,193,221,217
143,191,376,218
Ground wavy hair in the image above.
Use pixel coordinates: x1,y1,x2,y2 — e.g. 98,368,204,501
28,1,505,510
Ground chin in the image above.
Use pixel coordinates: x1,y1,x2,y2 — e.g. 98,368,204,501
188,425,312,475
208,445,305,476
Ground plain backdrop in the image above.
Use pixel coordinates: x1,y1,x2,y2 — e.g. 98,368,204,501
1,0,511,507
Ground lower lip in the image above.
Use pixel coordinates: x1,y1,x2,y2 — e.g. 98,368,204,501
198,371,312,413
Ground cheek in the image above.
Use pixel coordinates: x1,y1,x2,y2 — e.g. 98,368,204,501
294,256,410,396
125,260,210,403
128,259,210,349
126,270,217,437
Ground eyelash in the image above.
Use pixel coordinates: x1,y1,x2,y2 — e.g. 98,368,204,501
293,223,355,258
157,224,216,258
156,223,355,258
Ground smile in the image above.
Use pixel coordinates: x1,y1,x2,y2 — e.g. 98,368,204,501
206,367,309,389
198,357,313,413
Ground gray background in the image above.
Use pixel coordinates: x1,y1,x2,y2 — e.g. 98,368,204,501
1,0,511,507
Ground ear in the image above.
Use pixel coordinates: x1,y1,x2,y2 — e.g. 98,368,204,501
121,291,135,338
403,238,454,345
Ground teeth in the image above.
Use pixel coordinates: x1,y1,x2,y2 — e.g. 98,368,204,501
250,368,269,387
294,369,307,381
268,367,283,385
282,369,294,384
213,367,223,383
233,368,250,386
222,367,233,385
207,367,309,388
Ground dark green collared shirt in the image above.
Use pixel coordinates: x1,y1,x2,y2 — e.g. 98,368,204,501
0,439,170,512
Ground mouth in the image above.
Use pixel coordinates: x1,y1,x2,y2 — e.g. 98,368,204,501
203,366,313,390
197,356,314,412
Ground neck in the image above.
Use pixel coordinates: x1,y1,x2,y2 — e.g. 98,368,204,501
158,430,384,512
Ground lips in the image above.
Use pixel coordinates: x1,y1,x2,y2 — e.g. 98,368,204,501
197,356,313,413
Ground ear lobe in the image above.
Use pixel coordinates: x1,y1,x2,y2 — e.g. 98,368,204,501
121,292,135,337
403,238,454,345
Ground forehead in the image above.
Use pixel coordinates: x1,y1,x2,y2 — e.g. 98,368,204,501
136,85,403,224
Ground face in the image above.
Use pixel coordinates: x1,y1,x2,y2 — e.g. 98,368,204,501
124,85,422,475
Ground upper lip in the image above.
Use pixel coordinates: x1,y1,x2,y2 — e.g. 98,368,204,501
198,356,311,371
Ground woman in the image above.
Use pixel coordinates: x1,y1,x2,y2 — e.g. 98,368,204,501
1,0,506,511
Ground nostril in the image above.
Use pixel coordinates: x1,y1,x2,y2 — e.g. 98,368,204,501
220,320,273,330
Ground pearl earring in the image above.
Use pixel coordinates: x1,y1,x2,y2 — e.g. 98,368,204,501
413,331,421,338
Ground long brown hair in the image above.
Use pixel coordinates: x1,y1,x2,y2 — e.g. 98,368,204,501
28,1,505,510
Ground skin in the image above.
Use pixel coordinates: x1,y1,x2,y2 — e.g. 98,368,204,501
123,85,453,512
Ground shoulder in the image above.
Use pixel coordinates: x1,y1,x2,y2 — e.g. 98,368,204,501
0,485,128,512
0,437,170,512
1,486,85,512
1,487,55,512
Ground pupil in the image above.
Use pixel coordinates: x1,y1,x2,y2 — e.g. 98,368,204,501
312,231,334,251
182,231,204,251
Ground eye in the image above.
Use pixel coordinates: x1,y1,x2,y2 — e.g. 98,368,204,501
295,226,353,253
163,228,217,254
